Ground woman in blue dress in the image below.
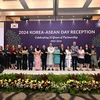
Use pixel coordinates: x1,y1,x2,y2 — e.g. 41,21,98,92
54,45,60,70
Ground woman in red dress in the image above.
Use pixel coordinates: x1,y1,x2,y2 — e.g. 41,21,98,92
10,45,16,69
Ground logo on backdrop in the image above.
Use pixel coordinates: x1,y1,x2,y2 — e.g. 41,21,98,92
96,22,100,28
11,23,18,28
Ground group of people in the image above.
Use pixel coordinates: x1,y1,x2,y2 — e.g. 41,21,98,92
0,41,99,71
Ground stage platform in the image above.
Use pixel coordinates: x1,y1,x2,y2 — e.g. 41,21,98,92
2,68,100,75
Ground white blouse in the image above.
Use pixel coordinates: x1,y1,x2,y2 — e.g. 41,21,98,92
65,49,72,59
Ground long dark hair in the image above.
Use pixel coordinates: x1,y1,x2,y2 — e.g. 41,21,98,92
23,46,27,50
36,45,40,51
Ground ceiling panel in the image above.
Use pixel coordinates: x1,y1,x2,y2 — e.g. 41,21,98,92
59,0,86,8
0,0,23,9
3,0,17,1
25,0,53,9
89,0,100,8
0,0,100,20
2,11,53,16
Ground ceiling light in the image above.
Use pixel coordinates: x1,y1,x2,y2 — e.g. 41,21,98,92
38,20,40,22
97,10,100,14
86,19,89,23
10,11,15,15
72,19,75,23
26,20,28,22
73,16,74,17
49,19,51,22
60,19,63,23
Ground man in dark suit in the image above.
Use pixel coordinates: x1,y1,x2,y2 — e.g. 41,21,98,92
41,45,47,70
71,41,79,71
60,44,65,70
28,45,34,70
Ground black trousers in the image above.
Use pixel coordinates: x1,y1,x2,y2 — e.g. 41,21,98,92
72,56,78,70
98,62,100,68
0,65,4,73
17,58,21,70
41,58,47,70
0,55,4,68
4,55,10,69
23,55,27,70
60,58,65,70
29,57,33,70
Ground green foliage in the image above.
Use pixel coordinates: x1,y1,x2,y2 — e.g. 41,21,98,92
25,74,47,81
0,74,15,80
0,73,100,94
26,74,37,80
48,73,69,83
0,73,98,82
76,74,93,81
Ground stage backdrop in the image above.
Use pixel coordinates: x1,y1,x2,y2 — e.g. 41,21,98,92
4,20,100,55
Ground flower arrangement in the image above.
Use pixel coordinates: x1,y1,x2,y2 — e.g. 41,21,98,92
0,73,100,94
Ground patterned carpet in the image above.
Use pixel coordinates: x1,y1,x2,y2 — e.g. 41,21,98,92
0,92,100,100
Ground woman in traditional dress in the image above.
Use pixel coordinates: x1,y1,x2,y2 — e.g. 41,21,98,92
54,45,60,70
47,43,54,70
34,45,41,70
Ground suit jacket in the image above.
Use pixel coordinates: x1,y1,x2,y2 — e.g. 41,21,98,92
41,48,47,59
60,48,65,59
